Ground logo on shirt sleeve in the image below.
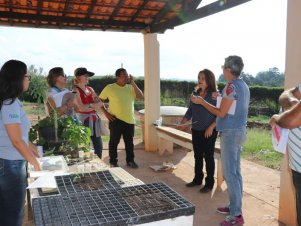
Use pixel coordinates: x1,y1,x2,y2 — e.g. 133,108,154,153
9,114,19,119
226,83,234,96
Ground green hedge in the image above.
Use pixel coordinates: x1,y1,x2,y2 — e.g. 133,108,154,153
23,75,284,116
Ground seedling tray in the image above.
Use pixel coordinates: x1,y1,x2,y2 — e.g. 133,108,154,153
55,170,121,196
32,182,195,226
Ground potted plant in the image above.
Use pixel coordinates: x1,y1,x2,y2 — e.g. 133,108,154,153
29,113,63,150
59,118,91,158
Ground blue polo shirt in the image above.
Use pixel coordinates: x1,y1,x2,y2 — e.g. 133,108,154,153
216,79,250,131
0,99,30,160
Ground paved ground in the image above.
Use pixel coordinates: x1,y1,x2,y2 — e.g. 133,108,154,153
101,142,283,226
24,141,284,226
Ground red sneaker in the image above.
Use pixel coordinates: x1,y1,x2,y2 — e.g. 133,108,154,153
216,206,230,215
220,215,244,226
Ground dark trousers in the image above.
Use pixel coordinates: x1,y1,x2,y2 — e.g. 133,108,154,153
191,129,218,188
84,119,103,155
292,170,301,226
109,118,135,164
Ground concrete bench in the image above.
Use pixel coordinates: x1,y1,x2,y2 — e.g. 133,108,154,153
156,126,223,187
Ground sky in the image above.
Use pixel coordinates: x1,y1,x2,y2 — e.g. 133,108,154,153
0,0,287,81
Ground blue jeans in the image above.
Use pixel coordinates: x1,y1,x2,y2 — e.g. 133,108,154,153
83,119,103,156
0,158,27,226
220,129,246,217
292,170,301,226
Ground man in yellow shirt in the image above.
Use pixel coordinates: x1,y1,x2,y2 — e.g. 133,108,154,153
99,68,143,168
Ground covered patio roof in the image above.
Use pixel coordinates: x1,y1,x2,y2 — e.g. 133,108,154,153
0,0,251,33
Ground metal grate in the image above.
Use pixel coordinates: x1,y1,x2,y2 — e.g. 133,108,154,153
32,182,195,226
55,170,121,196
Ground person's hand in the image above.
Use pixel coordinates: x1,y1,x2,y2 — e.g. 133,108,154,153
66,99,75,108
32,159,41,171
29,143,39,158
92,102,103,111
191,95,203,105
205,126,214,138
177,124,185,131
128,74,134,84
269,114,280,127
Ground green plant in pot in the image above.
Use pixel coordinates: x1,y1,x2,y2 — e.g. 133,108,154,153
29,113,61,150
59,118,91,158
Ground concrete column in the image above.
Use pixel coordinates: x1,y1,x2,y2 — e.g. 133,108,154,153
279,0,301,225
143,33,160,151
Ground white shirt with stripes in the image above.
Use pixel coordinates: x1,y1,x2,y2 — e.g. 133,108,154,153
287,84,301,173
288,126,301,173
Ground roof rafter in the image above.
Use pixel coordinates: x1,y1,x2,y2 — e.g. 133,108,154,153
152,0,180,25
150,0,252,33
108,0,123,21
0,11,145,28
86,0,97,19
130,0,149,22
188,0,202,11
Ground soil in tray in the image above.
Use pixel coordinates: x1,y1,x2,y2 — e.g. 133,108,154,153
121,191,178,215
72,174,103,190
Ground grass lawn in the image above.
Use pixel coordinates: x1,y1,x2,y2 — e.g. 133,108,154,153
242,128,282,170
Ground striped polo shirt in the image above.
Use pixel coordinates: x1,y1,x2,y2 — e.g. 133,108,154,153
288,126,301,173
287,84,301,173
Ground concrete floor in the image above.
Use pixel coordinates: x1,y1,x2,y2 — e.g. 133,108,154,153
24,141,284,226
105,142,283,226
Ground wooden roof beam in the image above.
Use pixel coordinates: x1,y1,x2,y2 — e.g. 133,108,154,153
152,0,180,25
86,0,97,19
130,0,149,22
150,0,253,33
108,0,123,21
35,0,43,27
188,0,203,11
0,11,146,28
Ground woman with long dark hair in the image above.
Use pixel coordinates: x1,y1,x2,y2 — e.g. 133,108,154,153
0,60,41,226
180,69,218,193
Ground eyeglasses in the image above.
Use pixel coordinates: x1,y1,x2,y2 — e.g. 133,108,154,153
24,75,31,81
60,74,67,78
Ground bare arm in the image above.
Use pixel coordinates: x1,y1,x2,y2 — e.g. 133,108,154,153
270,101,301,129
99,98,116,122
5,124,41,171
279,87,300,111
75,87,103,112
205,120,216,138
129,75,143,100
46,96,68,116
191,95,233,118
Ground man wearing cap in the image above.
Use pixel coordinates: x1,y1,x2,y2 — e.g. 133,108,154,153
74,67,104,159
270,84,301,225
99,68,143,168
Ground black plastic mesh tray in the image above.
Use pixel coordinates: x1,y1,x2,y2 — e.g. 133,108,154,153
32,190,136,226
55,170,121,196
32,182,195,226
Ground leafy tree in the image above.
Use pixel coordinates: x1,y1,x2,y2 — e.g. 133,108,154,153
26,65,48,103
217,74,226,83
254,68,284,87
